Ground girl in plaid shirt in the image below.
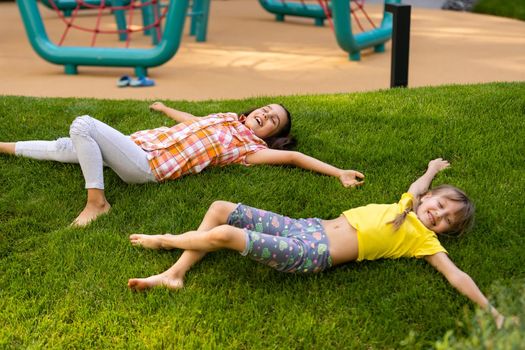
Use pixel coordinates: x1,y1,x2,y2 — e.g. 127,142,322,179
0,102,364,226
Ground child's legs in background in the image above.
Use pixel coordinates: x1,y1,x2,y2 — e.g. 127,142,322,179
9,136,106,226
0,142,15,154
15,138,79,163
6,116,155,226
12,116,155,188
69,115,155,189
67,115,154,226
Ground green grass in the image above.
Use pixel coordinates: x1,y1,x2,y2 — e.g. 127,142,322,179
433,278,525,350
1,82,524,349
473,0,525,21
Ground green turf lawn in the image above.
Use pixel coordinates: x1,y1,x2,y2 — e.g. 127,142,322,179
1,82,524,348
473,0,525,21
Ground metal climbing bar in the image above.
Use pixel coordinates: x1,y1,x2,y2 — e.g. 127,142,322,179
259,0,328,26
188,0,211,42
16,0,190,76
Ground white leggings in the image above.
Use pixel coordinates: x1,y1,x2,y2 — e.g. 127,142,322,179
15,115,157,189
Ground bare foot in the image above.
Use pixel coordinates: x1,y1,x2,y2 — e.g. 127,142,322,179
129,234,166,249
71,200,111,227
128,274,184,291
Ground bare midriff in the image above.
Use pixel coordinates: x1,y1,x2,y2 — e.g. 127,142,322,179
322,216,359,266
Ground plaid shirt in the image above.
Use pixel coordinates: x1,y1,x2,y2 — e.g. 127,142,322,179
130,113,268,181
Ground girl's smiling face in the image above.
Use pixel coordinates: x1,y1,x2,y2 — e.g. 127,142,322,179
416,192,464,234
244,104,289,138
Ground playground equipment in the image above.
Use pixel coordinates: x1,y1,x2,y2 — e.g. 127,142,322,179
188,0,210,42
35,0,210,42
258,0,402,61
38,0,133,41
16,0,398,77
16,0,210,76
259,0,328,26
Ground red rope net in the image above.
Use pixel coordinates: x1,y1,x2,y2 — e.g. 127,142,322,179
46,0,376,48
46,0,168,47
321,0,377,32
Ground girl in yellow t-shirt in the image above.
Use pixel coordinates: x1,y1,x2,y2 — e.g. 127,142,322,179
127,158,504,328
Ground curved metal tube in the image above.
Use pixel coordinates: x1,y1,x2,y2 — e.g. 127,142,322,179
258,0,326,20
332,0,401,60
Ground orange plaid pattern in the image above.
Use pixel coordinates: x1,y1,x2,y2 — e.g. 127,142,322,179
130,113,267,181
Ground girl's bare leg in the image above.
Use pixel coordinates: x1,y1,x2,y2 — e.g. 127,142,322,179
71,189,111,227
127,250,207,291
128,201,239,291
129,226,245,252
0,142,16,155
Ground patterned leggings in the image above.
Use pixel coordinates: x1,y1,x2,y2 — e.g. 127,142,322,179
227,204,332,274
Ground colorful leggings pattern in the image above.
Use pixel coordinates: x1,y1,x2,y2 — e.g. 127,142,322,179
227,204,333,274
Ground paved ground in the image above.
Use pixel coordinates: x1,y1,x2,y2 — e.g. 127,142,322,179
0,0,524,101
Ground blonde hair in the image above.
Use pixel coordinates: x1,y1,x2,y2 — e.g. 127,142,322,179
389,185,475,236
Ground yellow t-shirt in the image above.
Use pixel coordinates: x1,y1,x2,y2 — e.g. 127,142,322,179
342,193,447,262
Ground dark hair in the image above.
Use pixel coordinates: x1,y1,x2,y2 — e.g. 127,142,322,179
240,104,297,150
389,184,475,236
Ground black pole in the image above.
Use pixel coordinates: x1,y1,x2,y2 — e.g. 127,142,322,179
385,3,411,88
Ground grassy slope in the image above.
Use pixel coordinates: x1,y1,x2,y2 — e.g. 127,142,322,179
0,82,524,348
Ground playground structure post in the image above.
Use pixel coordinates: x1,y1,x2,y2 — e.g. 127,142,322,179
385,3,411,88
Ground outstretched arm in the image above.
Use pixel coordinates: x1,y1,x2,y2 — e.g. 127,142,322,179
245,149,364,187
149,102,199,123
408,158,450,204
425,252,505,328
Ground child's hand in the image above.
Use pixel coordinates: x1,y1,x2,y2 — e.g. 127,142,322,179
495,313,505,329
427,158,450,174
339,170,365,188
149,101,166,112
494,313,520,330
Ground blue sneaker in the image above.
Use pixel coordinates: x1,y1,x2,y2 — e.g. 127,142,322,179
130,76,155,87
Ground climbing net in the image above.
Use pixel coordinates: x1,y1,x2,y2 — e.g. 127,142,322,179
43,0,377,48
44,0,169,47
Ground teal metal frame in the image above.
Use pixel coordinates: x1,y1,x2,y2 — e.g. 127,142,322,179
258,0,402,61
259,0,327,26
333,0,401,60
139,0,211,44
16,0,190,76
188,0,210,42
